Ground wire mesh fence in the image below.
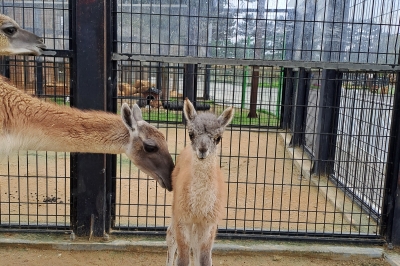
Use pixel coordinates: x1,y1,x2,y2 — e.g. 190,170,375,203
0,55,71,229
0,0,399,243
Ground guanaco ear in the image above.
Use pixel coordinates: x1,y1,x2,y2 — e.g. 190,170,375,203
183,98,197,122
121,103,138,134
218,106,234,128
131,104,143,121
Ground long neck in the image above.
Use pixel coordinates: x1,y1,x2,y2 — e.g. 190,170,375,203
191,152,219,184
1,83,129,154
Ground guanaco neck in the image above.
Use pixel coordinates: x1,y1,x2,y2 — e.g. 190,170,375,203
1,80,130,154
190,152,219,183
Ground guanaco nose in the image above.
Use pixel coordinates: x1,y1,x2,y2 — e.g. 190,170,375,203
199,147,208,154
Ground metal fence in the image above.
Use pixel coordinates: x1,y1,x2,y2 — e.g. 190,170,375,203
0,0,400,244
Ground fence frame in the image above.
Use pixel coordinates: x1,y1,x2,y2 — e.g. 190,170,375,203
0,0,399,245
40,0,400,243
383,65,400,245
69,0,110,237
312,70,343,176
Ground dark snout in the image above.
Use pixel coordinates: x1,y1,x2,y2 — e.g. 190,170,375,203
157,155,174,191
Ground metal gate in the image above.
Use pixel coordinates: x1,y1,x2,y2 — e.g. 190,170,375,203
0,0,400,244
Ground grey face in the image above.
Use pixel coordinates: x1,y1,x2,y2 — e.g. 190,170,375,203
187,113,225,159
183,98,234,160
0,15,46,55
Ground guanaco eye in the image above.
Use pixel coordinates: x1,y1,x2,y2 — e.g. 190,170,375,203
214,136,221,144
143,141,159,153
4,27,17,36
188,132,194,141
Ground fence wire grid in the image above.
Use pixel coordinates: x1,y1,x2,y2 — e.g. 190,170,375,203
0,0,399,243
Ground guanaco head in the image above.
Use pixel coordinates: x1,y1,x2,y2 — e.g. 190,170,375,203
0,14,46,56
183,98,234,160
121,103,174,191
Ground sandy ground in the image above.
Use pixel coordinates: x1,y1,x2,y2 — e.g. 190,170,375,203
0,245,390,266
0,127,375,235
0,116,387,265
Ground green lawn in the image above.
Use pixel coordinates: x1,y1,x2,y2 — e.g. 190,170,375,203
53,99,279,127
140,103,279,127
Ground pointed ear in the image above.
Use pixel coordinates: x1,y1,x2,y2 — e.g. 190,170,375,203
183,98,197,122
218,106,234,128
132,104,143,121
121,103,138,133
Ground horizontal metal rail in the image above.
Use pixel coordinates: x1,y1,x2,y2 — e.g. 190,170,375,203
112,53,400,71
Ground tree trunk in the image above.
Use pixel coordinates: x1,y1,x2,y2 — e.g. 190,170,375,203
248,66,259,118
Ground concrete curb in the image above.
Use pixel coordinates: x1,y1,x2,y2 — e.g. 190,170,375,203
0,235,387,261
385,253,400,266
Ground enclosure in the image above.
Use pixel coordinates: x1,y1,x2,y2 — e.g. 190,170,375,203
0,0,400,246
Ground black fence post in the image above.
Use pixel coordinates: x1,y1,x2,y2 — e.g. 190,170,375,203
281,68,294,129
35,59,43,96
156,62,162,94
183,64,196,123
291,68,310,146
203,64,210,100
383,70,400,246
312,69,342,175
3,58,10,78
194,64,198,102
105,0,117,234
70,0,107,237
183,64,196,103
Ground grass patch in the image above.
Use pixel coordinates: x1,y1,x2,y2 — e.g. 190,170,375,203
227,107,278,127
141,107,182,123
257,81,281,88
46,97,70,106
138,103,278,127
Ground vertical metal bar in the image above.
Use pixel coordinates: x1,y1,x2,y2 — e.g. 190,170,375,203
70,0,107,237
35,59,43,96
291,68,310,146
105,0,117,234
383,70,400,245
183,64,195,123
156,62,162,95
4,58,10,78
184,64,195,103
281,68,294,129
203,64,210,100
193,64,198,102
312,69,342,175
161,64,169,102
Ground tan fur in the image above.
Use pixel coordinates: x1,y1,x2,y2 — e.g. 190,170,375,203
0,75,174,190
118,82,139,96
134,79,155,89
0,14,174,190
167,147,227,266
149,99,162,109
0,77,126,153
169,90,183,98
166,99,234,266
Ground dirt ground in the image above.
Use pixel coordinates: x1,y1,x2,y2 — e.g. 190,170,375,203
0,127,375,235
0,246,390,266
0,117,389,265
